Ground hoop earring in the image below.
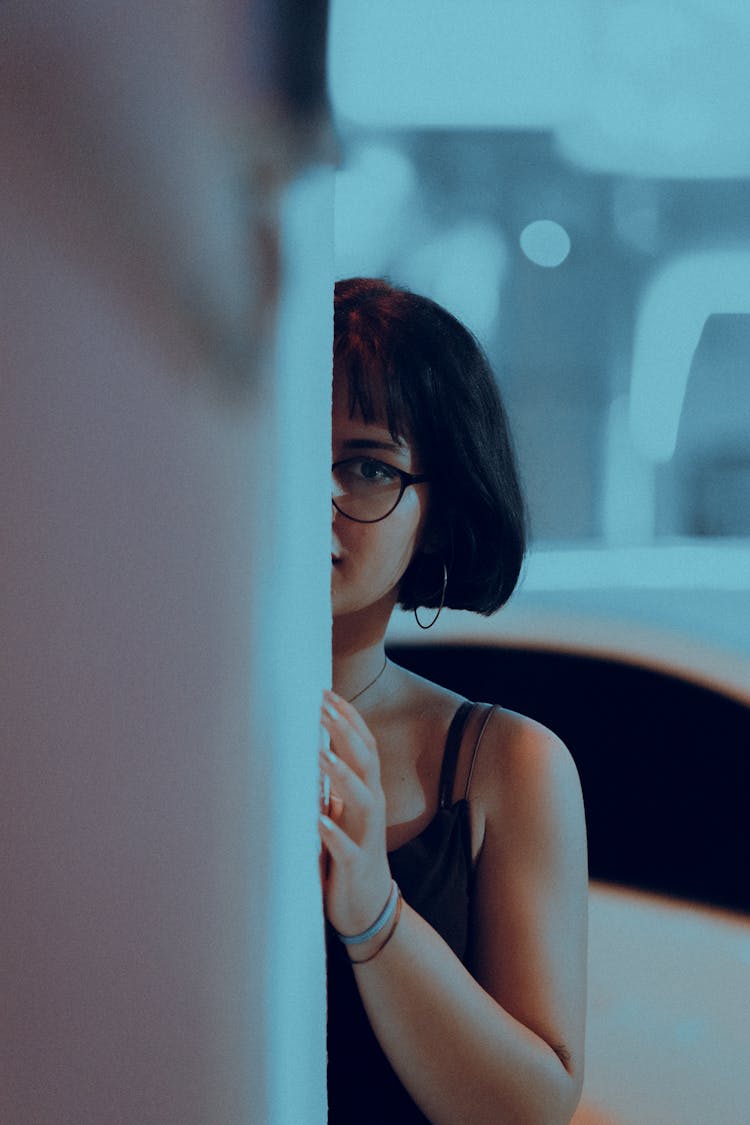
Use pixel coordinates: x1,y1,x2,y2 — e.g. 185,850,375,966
414,561,448,630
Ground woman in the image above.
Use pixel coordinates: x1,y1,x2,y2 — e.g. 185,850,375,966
320,278,588,1124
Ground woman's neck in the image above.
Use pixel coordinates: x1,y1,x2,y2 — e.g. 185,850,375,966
332,640,389,704
331,607,391,704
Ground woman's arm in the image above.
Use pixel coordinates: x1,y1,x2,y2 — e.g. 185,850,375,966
320,696,588,1125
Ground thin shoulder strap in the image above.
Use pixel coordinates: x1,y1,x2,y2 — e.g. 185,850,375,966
464,703,495,801
438,701,475,810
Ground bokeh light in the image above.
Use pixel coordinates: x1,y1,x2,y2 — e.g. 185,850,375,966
519,219,571,268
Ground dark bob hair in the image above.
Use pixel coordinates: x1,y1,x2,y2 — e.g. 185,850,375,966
334,277,526,615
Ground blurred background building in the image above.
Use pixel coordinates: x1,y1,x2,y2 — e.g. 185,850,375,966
329,0,750,698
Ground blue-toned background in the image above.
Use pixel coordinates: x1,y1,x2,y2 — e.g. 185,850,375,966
329,2,750,687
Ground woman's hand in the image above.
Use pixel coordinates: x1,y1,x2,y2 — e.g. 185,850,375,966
319,690,393,938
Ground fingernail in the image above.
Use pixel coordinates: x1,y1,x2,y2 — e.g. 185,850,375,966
320,744,338,766
320,813,334,831
322,699,340,722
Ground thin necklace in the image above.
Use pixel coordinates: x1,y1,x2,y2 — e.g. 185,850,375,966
346,656,388,704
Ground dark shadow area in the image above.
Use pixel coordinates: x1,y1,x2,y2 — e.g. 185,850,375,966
388,643,750,914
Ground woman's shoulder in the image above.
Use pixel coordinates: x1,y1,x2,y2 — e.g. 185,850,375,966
479,704,572,764
383,660,580,782
472,705,585,845
389,664,573,764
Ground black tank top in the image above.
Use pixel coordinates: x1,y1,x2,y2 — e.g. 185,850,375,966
326,701,490,1123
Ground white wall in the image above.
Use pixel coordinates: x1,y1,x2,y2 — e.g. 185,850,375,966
1,4,330,1122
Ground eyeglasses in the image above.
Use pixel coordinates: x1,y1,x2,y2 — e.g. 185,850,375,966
332,456,429,523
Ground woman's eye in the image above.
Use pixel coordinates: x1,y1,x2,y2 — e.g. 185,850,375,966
349,458,398,484
359,458,397,481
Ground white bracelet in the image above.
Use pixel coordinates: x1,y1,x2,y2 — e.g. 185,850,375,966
336,880,399,946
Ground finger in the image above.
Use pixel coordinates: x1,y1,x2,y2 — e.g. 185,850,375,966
319,812,358,865
321,701,378,783
320,708,373,781
330,792,344,823
319,745,373,818
324,690,377,750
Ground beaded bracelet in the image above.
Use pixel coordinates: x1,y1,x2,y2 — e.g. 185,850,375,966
336,880,400,947
349,891,402,965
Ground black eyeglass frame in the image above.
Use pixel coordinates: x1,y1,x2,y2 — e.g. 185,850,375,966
332,458,430,524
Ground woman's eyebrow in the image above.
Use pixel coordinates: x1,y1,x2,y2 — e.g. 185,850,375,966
341,438,407,453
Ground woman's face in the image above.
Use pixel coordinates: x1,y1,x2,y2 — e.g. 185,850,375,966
331,373,429,621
